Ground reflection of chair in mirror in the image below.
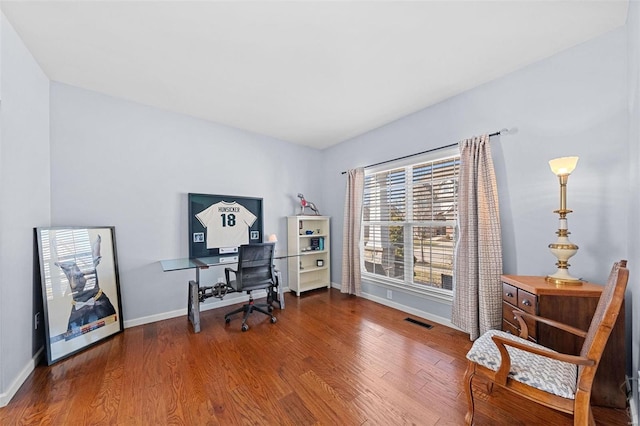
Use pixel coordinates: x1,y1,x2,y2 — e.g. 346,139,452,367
224,243,278,332
463,260,629,426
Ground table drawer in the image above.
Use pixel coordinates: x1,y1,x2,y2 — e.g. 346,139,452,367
502,302,518,326
502,319,519,336
517,289,537,315
502,282,517,305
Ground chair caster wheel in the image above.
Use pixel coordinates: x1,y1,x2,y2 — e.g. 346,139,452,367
268,306,274,312
241,324,249,332
270,316,277,324
225,317,231,324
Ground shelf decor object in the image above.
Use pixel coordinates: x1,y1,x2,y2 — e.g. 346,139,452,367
546,156,582,285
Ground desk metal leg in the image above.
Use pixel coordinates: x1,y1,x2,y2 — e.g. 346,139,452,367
268,270,285,310
186,264,277,332
188,280,201,333
277,270,285,309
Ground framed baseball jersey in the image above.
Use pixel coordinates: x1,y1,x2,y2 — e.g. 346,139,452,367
188,193,264,258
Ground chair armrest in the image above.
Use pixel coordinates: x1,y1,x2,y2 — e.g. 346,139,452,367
491,334,595,385
513,310,587,339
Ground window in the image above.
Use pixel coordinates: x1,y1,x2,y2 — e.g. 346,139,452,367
362,148,459,295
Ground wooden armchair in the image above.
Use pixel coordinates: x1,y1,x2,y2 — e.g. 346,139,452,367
463,260,629,426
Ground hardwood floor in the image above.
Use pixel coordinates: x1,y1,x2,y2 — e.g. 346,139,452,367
0,288,630,425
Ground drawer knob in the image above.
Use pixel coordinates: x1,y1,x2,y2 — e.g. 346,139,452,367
506,292,514,297
522,300,532,307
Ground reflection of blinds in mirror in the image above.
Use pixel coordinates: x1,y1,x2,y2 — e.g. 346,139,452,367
53,229,92,263
50,229,95,296
41,229,54,299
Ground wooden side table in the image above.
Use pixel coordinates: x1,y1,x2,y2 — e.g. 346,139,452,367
501,275,626,409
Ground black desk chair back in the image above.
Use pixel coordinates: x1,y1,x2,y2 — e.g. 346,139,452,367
224,243,277,331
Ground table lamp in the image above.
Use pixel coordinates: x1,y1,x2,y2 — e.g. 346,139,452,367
546,156,582,285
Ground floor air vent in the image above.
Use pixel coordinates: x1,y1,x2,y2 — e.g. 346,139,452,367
404,317,433,329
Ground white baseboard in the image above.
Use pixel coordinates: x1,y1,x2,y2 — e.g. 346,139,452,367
0,347,43,408
330,281,457,329
361,292,457,329
123,290,268,329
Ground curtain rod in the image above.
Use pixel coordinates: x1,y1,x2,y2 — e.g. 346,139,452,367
340,128,512,175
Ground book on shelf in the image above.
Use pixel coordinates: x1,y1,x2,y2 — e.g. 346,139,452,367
310,237,325,251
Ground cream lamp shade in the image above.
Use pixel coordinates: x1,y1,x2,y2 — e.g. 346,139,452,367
267,234,278,242
548,156,579,176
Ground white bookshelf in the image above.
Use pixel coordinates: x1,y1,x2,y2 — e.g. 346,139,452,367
287,216,331,296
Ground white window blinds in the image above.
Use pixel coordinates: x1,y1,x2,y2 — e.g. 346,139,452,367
362,152,460,292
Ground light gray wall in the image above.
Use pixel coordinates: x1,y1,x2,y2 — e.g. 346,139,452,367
50,83,323,324
627,0,640,415
1,6,637,413
322,27,629,324
0,13,50,405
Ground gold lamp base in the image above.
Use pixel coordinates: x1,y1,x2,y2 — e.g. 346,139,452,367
547,241,582,286
545,275,583,286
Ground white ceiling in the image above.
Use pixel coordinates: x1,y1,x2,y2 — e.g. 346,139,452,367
0,1,629,149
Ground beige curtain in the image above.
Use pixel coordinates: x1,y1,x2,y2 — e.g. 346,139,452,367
452,135,503,340
341,167,364,295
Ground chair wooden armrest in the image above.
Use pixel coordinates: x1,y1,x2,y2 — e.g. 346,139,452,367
490,334,595,385
513,310,588,340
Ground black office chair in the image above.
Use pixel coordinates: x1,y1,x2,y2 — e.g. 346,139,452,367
224,243,278,331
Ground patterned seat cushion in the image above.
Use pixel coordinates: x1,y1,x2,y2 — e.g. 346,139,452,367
466,330,578,399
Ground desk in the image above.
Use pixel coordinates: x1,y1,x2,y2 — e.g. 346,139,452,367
161,254,287,333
